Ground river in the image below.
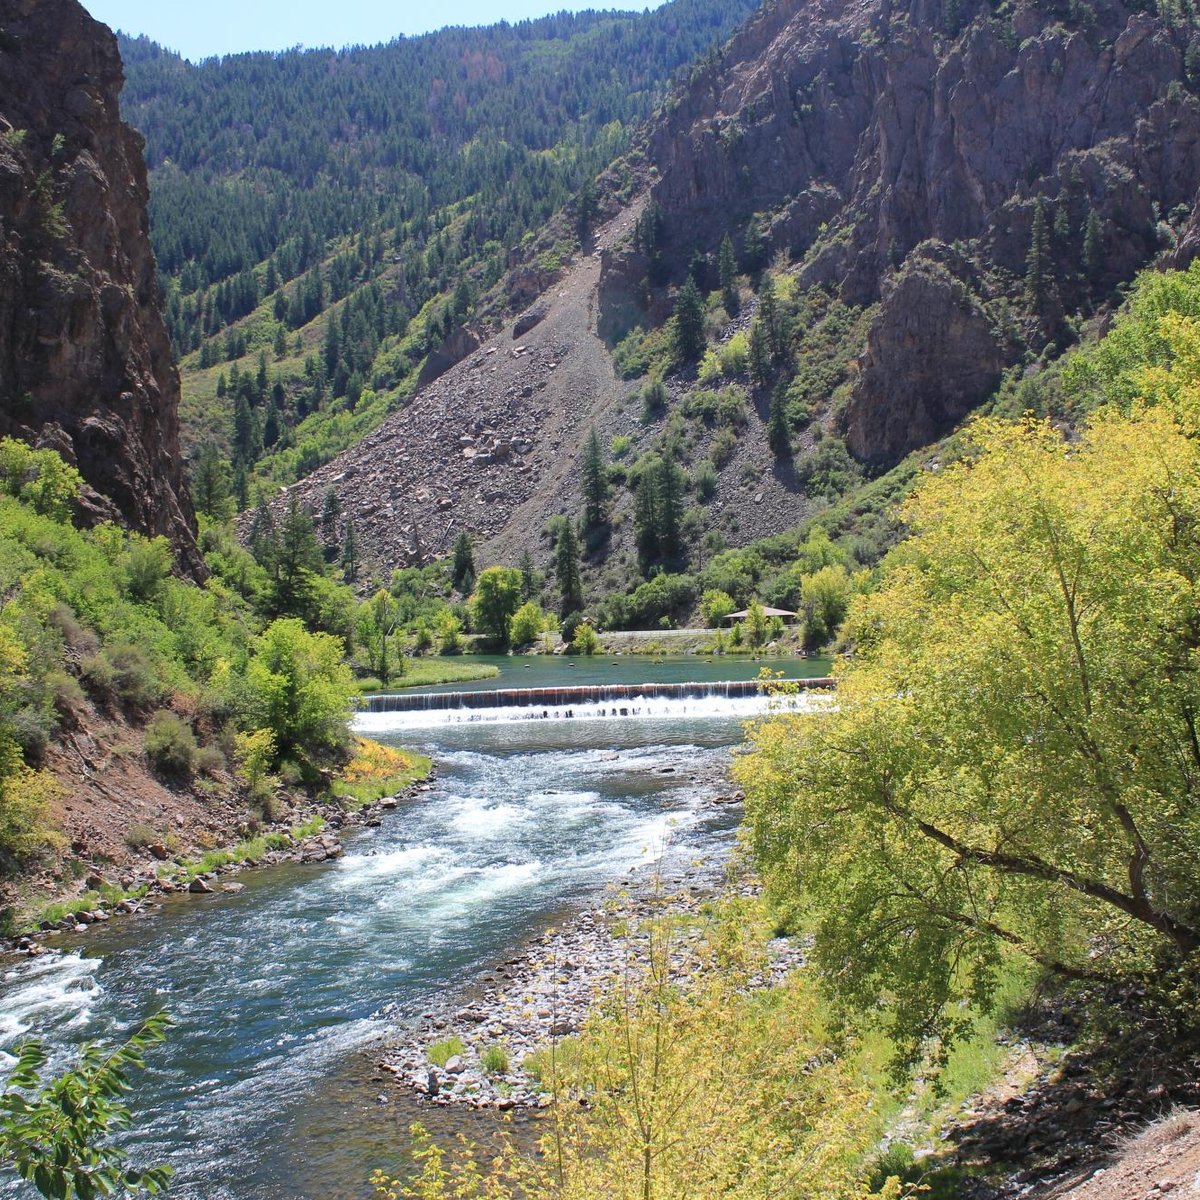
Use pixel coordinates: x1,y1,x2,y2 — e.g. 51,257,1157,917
0,656,827,1198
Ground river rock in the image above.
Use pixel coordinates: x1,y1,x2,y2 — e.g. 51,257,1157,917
221,882,245,894
444,1055,465,1075
188,877,213,894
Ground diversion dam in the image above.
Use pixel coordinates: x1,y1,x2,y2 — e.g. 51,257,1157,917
354,676,836,729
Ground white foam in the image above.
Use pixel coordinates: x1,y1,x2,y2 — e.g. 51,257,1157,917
0,952,100,1045
353,691,821,733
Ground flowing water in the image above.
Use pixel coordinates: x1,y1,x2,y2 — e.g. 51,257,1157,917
0,658,828,1198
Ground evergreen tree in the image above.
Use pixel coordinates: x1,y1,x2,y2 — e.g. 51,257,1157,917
321,489,342,558
758,276,787,363
233,463,249,512
767,385,791,457
581,426,609,532
1082,208,1103,284
519,548,538,600
718,233,739,315
191,443,232,519
1025,195,1051,311
576,177,598,243
656,454,685,565
748,321,771,388
743,213,768,273
341,518,360,582
634,466,660,575
248,496,277,568
451,532,476,594
556,523,584,614
271,495,323,616
672,277,706,363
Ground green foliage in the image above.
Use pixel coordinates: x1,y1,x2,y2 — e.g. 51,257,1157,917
479,1044,510,1075
240,618,357,758
795,436,864,502
451,533,476,595
555,524,584,614
0,1012,173,1199
569,621,602,655
682,384,748,429
509,600,549,648
692,458,718,501
740,408,1200,1072
143,710,198,778
470,567,524,648
699,588,735,627
672,277,707,362
426,1036,465,1068
0,438,83,521
580,427,609,532
633,455,686,574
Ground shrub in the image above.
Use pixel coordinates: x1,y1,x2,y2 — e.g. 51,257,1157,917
124,822,159,850
641,378,667,421
569,622,602,656
709,427,737,468
144,711,197,778
610,435,631,460
508,600,547,648
195,744,227,777
693,460,718,501
82,644,162,709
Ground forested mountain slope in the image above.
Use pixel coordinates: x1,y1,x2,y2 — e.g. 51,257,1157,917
262,0,1200,607
114,1,763,492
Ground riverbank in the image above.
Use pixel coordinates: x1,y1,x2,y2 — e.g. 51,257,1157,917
375,782,805,1111
8,743,436,950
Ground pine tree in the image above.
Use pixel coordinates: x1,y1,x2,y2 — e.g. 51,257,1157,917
321,489,342,558
451,532,476,594
1082,208,1103,284
743,213,768,274
248,496,277,568
341,518,360,583
718,233,739,315
748,321,771,388
656,455,685,565
271,495,323,617
672,277,706,363
519,548,538,600
581,427,609,532
1025,196,1051,311
555,523,584,614
191,444,232,519
634,467,660,575
767,385,791,457
576,177,598,243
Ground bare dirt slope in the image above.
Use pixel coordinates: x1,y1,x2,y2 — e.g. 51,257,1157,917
279,200,817,582
1042,1111,1200,1200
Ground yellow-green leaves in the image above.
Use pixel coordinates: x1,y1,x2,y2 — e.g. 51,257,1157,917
739,406,1200,1071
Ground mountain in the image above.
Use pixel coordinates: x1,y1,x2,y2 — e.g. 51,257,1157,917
261,0,1200,593
611,0,1200,464
0,0,200,571
112,0,763,493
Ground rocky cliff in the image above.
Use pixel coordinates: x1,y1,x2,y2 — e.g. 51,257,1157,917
0,0,200,570
607,0,1200,464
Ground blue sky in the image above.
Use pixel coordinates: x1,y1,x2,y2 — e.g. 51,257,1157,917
83,1,667,60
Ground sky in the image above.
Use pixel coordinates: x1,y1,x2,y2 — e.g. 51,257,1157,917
83,0,667,60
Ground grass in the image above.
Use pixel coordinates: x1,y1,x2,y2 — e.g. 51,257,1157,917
332,737,432,808
161,815,327,886
480,1043,510,1074
522,1036,586,1089
362,657,500,691
427,1036,466,1067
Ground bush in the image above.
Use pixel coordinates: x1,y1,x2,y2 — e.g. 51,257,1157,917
699,589,736,628
693,460,718,501
195,744,227,777
508,600,547,648
569,622,602,656
82,644,162,709
144,711,197,778
709,427,737,468
641,378,667,421
124,822,160,850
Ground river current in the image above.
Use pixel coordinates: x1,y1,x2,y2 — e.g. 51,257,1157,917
0,657,827,1198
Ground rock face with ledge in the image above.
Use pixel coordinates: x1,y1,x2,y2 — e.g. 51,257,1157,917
0,0,200,573
603,0,1200,467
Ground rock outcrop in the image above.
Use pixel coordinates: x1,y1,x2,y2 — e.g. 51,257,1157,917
606,0,1200,465
0,0,200,571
